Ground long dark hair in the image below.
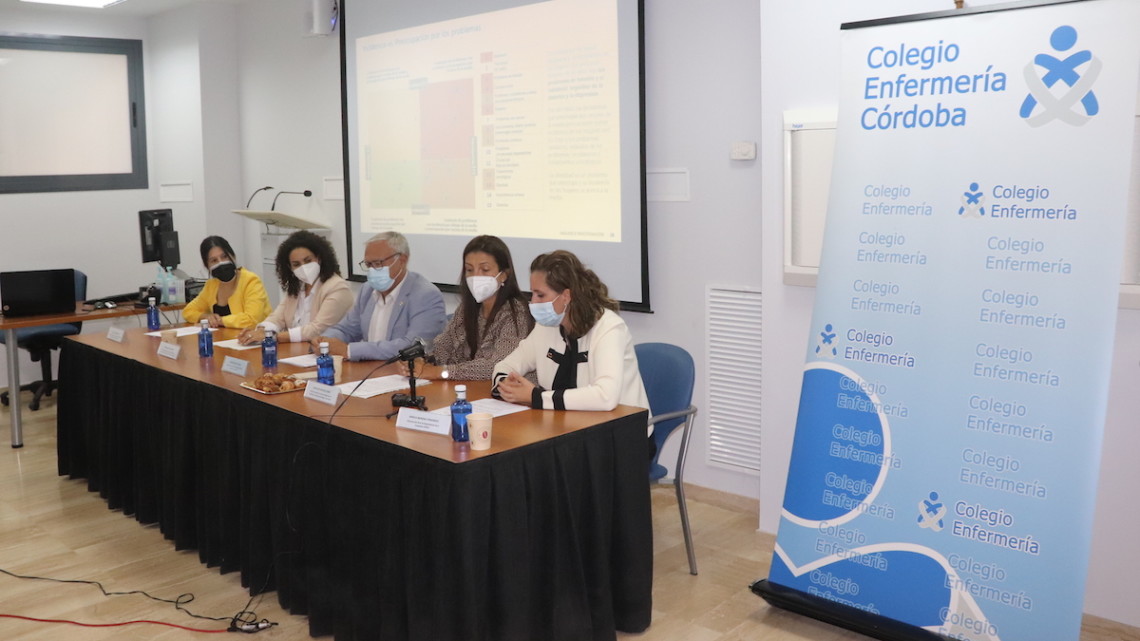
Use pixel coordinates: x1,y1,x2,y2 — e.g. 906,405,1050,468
275,230,342,297
199,235,237,268
457,235,528,358
530,250,617,338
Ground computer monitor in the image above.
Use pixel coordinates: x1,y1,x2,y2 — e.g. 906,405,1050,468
138,209,180,269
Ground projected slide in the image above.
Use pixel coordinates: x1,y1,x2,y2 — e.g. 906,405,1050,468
355,0,621,242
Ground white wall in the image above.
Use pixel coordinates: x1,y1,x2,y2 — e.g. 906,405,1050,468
759,0,1140,627
236,0,346,291
148,5,210,277
626,0,765,498
197,4,246,258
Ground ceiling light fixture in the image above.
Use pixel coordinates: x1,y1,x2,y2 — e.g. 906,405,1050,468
19,0,126,8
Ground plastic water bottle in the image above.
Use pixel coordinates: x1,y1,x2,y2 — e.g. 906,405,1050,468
156,267,167,303
450,384,472,443
316,342,335,385
165,267,178,304
198,319,213,357
261,329,278,369
146,296,160,330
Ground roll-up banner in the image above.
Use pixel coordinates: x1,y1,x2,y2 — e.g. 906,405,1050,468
752,1,1140,640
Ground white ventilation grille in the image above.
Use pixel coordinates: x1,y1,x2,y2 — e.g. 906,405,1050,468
706,286,763,472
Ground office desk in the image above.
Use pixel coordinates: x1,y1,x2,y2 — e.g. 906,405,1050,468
57,328,653,641
1,302,183,448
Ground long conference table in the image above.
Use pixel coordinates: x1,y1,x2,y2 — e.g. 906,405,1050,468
56,327,653,641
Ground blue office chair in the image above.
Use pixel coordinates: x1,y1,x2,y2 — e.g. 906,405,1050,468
635,342,698,575
1,270,87,411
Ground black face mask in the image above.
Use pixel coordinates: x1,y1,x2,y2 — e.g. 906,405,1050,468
211,261,237,282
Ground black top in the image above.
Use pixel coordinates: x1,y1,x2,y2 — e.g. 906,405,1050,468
529,328,590,410
213,304,231,316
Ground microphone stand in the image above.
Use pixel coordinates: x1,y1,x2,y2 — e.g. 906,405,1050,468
270,189,313,211
406,358,423,409
386,356,427,418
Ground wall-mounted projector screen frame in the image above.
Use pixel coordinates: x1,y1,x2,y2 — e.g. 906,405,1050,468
339,0,650,310
782,109,1140,308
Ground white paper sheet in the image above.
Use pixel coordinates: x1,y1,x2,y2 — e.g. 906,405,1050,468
279,354,319,368
338,375,431,399
430,397,530,418
145,326,217,338
213,338,260,351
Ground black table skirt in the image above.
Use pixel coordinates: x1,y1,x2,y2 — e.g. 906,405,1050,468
57,339,652,641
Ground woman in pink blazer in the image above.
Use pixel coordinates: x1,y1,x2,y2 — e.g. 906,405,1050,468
238,230,353,345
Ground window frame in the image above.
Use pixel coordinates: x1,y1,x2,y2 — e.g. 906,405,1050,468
0,34,148,194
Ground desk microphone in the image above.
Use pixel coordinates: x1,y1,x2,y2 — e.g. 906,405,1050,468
382,337,427,366
325,339,427,423
270,189,313,211
388,337,428,414
244,185,274,208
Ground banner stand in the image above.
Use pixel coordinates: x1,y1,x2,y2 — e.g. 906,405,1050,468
752,0,1140,639
751,579,945,641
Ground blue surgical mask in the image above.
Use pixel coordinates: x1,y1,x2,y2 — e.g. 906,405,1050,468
368,266,394,291
529,293,565,327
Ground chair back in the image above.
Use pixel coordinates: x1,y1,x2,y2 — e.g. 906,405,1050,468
71,270,88,331
635,343,695,475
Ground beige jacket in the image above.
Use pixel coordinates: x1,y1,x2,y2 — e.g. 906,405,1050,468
261,274,353,342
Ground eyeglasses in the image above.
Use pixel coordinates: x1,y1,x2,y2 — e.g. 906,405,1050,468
359,253,402,271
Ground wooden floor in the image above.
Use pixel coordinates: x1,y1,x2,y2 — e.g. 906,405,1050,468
1,392,1137,641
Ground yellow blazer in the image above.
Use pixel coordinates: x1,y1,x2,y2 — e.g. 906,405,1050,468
182,268,272,329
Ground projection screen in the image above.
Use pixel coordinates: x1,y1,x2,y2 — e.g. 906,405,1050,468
340,0,649,309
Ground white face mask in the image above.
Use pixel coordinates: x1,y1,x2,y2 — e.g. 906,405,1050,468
466,273,502,303
293,261,320,286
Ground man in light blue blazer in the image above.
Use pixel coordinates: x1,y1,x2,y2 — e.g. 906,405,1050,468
316,231,446,361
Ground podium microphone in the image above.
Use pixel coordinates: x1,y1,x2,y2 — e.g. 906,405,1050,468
244,185,274,208
270,189,313,211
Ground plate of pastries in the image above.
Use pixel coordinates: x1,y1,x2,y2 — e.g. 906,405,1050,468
241,372,308,394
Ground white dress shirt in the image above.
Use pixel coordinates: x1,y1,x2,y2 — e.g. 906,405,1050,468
287,281,318,343
347,277,407,360
261,281,320,343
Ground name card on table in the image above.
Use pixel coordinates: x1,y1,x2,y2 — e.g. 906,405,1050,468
106,327,126,343
157,341,182,360
221,356,250,377
395,407,451,436
304,381,340,406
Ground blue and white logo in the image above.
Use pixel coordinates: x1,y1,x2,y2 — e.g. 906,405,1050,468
814,323,839,359
958,182,986,218
916,491,947,532
1019,25,1101,127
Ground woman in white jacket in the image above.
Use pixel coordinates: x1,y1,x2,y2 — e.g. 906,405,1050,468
493,250,648,413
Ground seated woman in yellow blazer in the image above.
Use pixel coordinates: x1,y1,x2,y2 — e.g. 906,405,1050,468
182,236,272,329
237,230,353,345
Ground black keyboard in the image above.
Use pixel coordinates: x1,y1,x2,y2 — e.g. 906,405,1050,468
85,292,140,305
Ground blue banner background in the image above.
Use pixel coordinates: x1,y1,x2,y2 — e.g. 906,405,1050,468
767,2,1140,640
